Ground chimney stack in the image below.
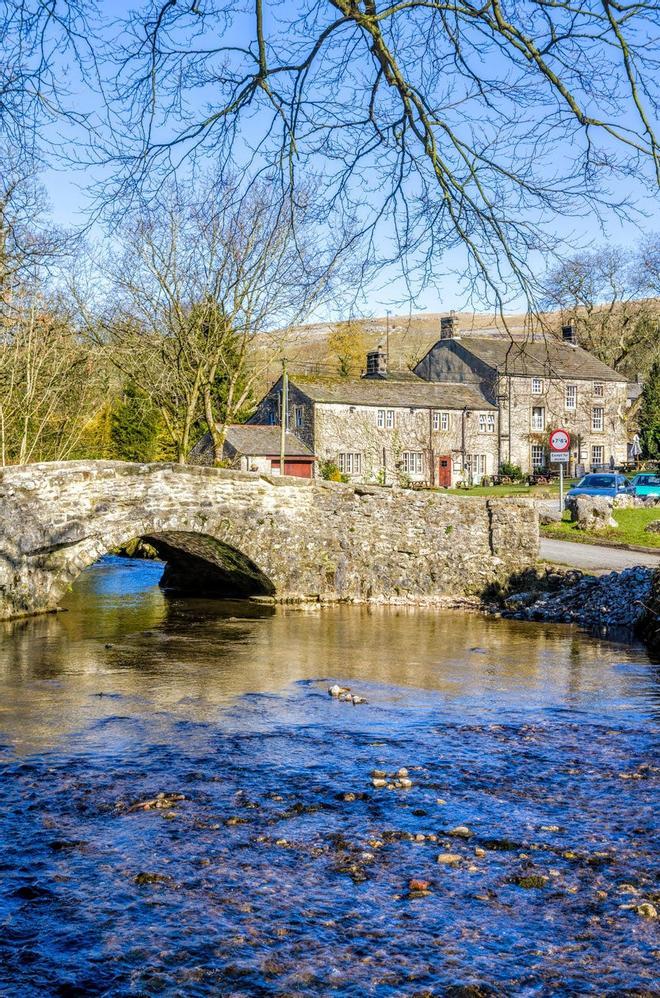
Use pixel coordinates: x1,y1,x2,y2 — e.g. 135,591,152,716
440,314,457,339
364,344,388,378
562,323,577,345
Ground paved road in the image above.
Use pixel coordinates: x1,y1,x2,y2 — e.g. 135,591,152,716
540,537,660,571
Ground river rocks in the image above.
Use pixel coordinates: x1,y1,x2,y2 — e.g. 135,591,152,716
447,825,472,838
501,566,653,634
644,519,660,533
437,853,462,865
635,901,658,918
134,871,175,886
408,878,432,897
126,792,186,812
329,684,368,704
511,873,548,889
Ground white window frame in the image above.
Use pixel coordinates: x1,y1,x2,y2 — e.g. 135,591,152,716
293,405,305,428
433,410,450,432
594,383,604,397
565,385,577,411
531,377,543,395
386,409,395,429
531,444,545,468
402,451,423,476
338,452,362,475
592,445,604,466
377,409,385,429
479,413,496,433
592,407,604,432
531,406,545,431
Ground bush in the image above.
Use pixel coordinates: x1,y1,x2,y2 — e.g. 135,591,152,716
499,461,525,482
319,458,348,483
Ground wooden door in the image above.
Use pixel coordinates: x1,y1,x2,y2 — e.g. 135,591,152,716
437,456,452,487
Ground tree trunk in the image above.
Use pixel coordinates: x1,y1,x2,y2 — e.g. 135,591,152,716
203,385,224,464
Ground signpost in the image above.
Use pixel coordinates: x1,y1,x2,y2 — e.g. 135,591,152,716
549,429,571,511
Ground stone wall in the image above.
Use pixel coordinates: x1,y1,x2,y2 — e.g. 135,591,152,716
0,460,539,619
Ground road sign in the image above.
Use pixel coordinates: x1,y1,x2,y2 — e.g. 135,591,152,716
549,429,571,452
550,451,569,463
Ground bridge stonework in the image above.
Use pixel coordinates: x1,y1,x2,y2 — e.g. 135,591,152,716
0,461,538,619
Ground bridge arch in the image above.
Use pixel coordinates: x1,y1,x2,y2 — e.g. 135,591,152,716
49,513,277,608
0,460,538,620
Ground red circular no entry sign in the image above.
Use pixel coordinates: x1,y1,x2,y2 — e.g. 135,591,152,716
549,428,571,452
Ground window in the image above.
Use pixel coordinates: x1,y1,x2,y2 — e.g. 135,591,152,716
402,452,423,475
594,383,604,397
592,407,604,431
592,445,604,466
532,377,543,394
377,408,395,429
465,454,487,479
433,410,449,432
338,452,362,475
293,405,305,428
479,413,496,433
565,385,577,410
531,444,545,468
531,406,545,430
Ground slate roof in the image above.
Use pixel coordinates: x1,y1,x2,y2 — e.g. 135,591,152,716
627,380,644,402
290,374,495,410
225,425,314,457
451,336,625,382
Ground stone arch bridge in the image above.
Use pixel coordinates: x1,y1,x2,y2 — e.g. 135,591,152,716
0,461,538,619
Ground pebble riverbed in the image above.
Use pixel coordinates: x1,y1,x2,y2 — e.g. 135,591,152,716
0,557,658,996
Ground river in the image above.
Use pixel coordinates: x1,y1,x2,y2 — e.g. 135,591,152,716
0,556,658,996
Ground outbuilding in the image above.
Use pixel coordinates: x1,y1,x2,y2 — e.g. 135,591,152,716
190,424,316,478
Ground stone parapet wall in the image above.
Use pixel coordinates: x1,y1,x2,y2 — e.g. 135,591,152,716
0,461,539,619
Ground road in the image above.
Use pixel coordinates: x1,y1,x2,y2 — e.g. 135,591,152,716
540,537,660,571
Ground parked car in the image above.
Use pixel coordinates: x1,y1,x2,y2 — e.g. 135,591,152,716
627,473,660,497
565,473,631,506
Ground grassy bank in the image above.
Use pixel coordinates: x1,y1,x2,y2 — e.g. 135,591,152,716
541,508,660,549
446,480,577,498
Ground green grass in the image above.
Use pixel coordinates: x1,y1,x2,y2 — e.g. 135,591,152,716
446,480,578,498
541,507,660,549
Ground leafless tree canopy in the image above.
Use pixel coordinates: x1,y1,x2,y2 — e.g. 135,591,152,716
104,0,660,304
2,1,659,305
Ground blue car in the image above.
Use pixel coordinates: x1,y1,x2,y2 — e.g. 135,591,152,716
627,473,660,498
565,473,631,505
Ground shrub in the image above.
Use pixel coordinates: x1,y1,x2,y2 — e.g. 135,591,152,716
319,458,348,483
499,461,525,482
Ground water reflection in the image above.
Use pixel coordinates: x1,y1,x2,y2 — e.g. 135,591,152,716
0,556,655,753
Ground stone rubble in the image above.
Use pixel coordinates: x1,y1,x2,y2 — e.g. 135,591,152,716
500,566,653,632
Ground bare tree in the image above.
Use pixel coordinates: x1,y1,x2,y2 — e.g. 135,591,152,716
90,175,346,462
543,240,660,375
98,0,660,307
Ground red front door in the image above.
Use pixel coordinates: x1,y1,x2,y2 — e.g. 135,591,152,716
438,456,452,487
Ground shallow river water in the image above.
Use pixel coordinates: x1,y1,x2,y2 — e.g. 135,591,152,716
0,557,658,997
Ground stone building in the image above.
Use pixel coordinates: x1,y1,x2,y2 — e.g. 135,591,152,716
414,318,629,475
189,424,315,477
249,354,499,486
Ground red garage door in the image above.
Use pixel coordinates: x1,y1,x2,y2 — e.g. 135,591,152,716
270,460,314,478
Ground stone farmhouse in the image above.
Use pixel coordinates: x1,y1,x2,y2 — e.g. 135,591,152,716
414,317,630,477
193,317,630,486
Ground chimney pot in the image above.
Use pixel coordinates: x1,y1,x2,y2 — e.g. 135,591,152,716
440,315,458,340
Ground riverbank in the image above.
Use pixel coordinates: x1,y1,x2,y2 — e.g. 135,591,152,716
487,565,653,644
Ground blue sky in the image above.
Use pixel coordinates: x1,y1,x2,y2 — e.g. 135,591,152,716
35,1,660,322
